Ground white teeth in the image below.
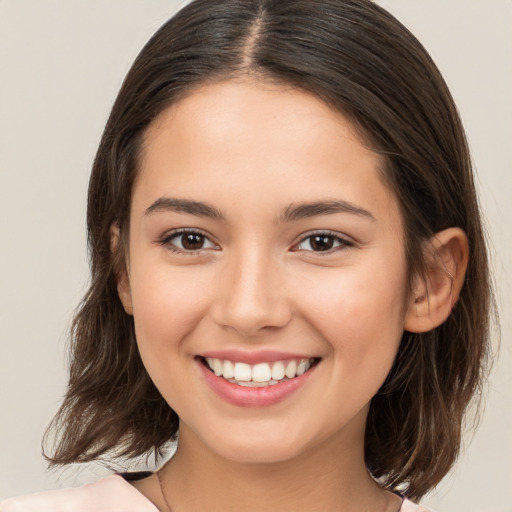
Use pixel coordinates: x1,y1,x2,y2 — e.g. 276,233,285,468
223,360,234,379
204,357,315,386
237,380,270,387
213,358,223,376
271,361,285,380
284,360,297,379
296,360,307,376
252,363,272,382
233,362,252,382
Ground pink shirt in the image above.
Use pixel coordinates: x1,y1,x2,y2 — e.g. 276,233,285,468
0,475,433,511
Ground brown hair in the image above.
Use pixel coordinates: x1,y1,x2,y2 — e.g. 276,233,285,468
43,0,493,499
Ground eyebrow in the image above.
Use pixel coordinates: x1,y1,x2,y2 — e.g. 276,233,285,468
145,197,225,220
144,197,375,223
278,200,375,223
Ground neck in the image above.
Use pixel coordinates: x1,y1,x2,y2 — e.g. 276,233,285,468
159,421,391,512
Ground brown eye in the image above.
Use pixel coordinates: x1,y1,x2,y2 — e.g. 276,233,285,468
295,232,352,253
309,235,335,251
162,230,217,252
181,233,206,250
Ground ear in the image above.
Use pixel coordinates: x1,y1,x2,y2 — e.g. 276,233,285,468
110,223,133,315
404,227,468,333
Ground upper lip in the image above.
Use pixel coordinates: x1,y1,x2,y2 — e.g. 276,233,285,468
198,349,318,365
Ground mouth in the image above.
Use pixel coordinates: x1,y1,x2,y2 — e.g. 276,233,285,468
199,356,320,388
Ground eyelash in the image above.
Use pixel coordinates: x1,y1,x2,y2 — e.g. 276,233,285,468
158,229,218,255
158,229,353,255
292,230,354,254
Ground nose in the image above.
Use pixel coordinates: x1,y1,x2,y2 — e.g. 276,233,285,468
211,248,292,337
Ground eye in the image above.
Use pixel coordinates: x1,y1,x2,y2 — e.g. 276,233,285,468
160,230,218,253
293,232,353,253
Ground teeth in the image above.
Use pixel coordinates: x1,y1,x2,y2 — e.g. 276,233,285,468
252,362,272,382
296,360,307,376
204,357,314,386
271,361,285,380
233,362,252,382
213,358,223,376
223,360,234,379
285,360,297,379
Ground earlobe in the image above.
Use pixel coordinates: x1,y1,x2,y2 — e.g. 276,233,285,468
110,224,133,316
404,227,468,333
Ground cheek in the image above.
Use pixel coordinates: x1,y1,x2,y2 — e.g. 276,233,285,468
129,264,211,360
128,264,217,410
298,262,408,364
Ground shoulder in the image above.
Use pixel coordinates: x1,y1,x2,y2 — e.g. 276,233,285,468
0,474,159,512
401,498,435,512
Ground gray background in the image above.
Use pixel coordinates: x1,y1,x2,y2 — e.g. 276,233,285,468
1,1,511,510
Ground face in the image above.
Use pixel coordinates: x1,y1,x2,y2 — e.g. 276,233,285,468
119,79,412,465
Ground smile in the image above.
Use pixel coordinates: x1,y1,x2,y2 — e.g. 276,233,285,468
204,357,316,387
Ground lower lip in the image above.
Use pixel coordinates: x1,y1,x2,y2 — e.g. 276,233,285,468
197,360,316,407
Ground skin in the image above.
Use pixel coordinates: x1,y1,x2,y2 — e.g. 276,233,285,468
116,78,468,512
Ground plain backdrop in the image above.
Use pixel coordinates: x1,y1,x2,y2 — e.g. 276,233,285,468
0,1,511,510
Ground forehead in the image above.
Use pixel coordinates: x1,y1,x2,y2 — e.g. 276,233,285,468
143,79,371,165
135,79,400,228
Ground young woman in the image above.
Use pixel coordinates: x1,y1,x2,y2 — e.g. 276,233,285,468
1,1,493,510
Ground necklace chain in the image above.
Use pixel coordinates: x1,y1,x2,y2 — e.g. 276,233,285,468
157,469,173,512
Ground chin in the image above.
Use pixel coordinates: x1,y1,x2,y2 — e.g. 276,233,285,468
216,440,305,465
198,423,315,465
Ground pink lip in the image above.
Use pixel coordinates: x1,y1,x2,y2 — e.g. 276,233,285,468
199,349,314,365
197,358,317,407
